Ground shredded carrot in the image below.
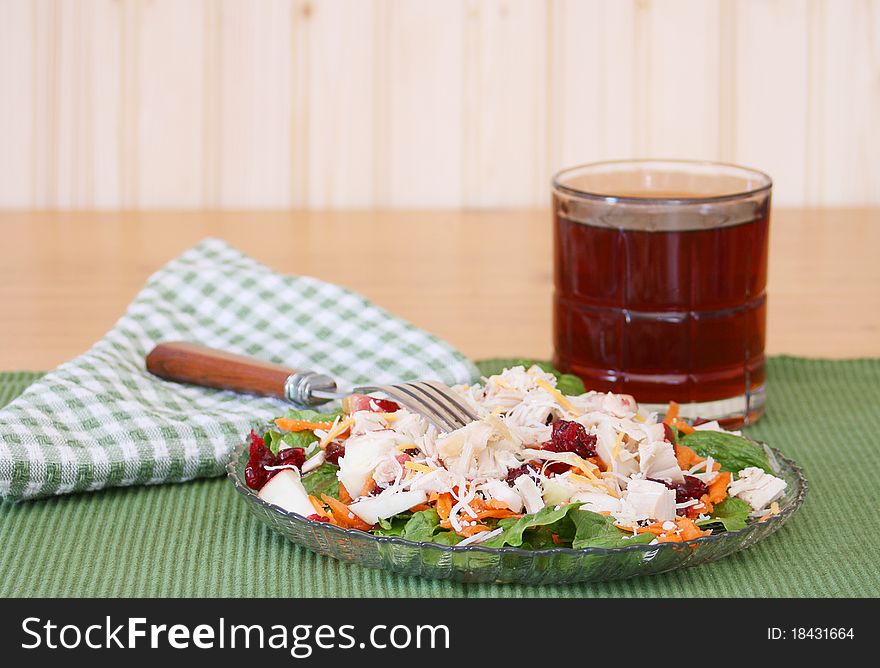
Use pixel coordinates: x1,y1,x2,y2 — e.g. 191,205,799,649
320,494,372,531
408,503,432,513
358,477,376,497
694,496,714,516
662,401,680,425
474,508,520,521
274,417,335,432
434,493,454,521
308,495,327,517
673,418,695,435
338,483,353,504
618,516,711,543
447,523,490,537
674,444,704,470
706,471,731,504
675,516,710,541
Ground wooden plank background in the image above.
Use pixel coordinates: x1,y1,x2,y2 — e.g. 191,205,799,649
1,0,878,209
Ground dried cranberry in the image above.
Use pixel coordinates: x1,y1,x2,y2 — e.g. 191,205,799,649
662,422,678,444
371,398,401,412
677,475,709,503
505,465,534,486
649,475,708,505
343,394,400,414
324,442,345,465
544,462,571,476
545,420,597,459
244,430,275,489
691,417,710,426
244,431,308,490
277,447,306,469
307,514,330,523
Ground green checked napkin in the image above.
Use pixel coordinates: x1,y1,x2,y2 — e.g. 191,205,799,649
0,238,479,501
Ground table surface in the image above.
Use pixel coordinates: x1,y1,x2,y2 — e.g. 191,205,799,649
1,208,879,369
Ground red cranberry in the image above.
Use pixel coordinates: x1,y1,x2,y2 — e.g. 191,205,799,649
244,430,306,490
307,514,330,522
277,447,306,469
545,420,597,459
677,475,709,502
371,398,401,412
544,462,571,475
648,475,708,505
662,422,678,444
325,442,345,465
692,417,710,426
505,464,538,486
244,431,274,489
344,394,401,414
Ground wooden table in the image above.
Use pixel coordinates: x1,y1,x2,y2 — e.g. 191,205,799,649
1,208,878,370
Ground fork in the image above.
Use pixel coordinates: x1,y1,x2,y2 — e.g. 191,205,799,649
145,341,478,431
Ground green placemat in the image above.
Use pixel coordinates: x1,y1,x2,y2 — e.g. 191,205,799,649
1,358,878,598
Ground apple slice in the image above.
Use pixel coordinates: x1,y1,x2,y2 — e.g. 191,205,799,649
257,469,316,518
348,488,427,526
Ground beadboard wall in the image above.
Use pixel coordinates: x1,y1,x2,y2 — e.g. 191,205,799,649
1,0,878,209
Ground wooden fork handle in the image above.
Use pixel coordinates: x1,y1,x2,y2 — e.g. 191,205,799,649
145,341,294,400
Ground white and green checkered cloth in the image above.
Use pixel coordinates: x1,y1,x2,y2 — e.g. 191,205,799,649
0,239,479,501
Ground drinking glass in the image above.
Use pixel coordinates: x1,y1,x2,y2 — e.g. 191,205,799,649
552,159,772,427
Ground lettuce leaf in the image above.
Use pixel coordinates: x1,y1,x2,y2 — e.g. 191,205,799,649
481,503,583,548
570,509,655,549
300,463,340,499
697,496,751,532
265,408,342,455
402,509,441,542
431,531,464,546
284,408,343,423
373,509,442,542
373,513,410,537
680,431,772,474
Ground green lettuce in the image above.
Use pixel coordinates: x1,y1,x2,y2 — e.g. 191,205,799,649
373,509,443,542
300,463,340,499
431,531,464,546
402,509,442,542
680,431,772,474
697,496,751,532
264,408,343,455
570,509,655,549
481,503,582,548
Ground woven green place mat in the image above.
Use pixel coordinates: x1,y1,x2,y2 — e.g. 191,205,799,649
1,357,878,598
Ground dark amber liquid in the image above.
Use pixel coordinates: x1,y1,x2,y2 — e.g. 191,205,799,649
553,206,769,405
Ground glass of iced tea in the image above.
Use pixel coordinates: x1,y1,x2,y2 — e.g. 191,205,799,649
552,159,772,427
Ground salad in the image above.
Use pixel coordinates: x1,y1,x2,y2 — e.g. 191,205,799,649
244,364,787,550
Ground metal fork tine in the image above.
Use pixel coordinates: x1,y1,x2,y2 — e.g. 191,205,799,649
399,383,468,430
419,380,479,422
350,381,476,432
402,382,474,430
392,384,460,431
372,385,455,432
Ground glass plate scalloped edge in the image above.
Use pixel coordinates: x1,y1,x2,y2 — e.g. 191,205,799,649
227,440,807,584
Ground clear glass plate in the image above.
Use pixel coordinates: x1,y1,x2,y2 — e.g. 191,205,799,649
227,441,807,584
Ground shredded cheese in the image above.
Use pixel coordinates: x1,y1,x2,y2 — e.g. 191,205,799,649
404,461,433,474
318,416,354,449
534,378,577,414
611,431,624,460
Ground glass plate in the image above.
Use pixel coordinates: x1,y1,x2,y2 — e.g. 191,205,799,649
227,441,807,584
